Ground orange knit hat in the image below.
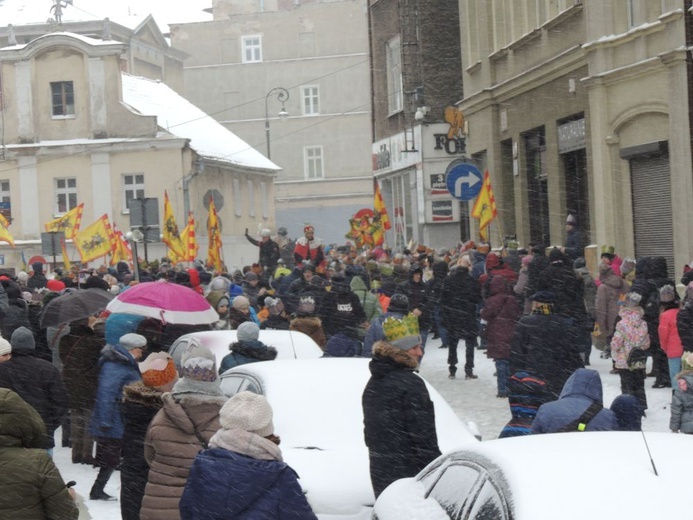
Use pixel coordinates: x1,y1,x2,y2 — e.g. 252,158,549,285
139,353,178,390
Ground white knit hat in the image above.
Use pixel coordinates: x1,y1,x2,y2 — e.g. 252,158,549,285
0,338,11,357
219,391,274,437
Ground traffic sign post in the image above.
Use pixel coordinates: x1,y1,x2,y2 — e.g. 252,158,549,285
445,160,482,201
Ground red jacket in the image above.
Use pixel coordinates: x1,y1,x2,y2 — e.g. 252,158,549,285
659,308,683,359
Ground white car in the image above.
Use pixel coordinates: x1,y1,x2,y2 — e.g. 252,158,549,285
220,358,480,520
168,329,323,372
373,431,693,520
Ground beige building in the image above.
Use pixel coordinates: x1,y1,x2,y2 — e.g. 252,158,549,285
458,0,693,276
0,31,279,271
170,0,373,244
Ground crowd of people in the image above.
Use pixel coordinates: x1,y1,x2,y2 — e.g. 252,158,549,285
2,218,693,517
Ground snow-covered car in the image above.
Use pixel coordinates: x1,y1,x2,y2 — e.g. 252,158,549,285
373,431,693,520
219,358,479,520
168,329,323,372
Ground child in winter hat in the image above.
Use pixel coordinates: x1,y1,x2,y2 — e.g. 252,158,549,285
0,337,11,361
670,352,693,434
236,322,260,343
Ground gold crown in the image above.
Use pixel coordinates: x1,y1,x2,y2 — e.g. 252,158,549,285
382,313,420,342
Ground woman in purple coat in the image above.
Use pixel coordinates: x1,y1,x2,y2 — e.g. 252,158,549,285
481,276,520,397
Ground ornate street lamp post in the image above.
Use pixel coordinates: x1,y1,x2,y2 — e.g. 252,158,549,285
264,87,289,160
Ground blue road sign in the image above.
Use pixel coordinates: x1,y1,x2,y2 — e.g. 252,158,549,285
445,161,482,201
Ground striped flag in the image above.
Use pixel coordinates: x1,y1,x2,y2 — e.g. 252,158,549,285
162,191,186,260
471,170,498,241
110,223,132,266
207,197,222,271
182,212,199,262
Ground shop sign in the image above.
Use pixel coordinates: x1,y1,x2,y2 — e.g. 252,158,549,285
558,118,586,154
431,200,454,222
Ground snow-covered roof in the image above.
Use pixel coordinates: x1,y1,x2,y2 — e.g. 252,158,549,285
121,73,280,172
0,0,212,34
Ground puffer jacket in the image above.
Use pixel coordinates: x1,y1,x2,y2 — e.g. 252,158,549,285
140,393,227,520
670,371,693,433
0,388,78,520
480,276,520,360
219,340,278,374
531,368,618,433
610,306,650,370
595,267,630,337
659,308,683,359
350,276,382,325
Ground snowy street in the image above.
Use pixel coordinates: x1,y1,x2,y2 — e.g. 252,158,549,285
53,337,674,519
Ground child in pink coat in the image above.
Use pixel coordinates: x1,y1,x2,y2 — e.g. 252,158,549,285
611,292,650,410
658,285,683,385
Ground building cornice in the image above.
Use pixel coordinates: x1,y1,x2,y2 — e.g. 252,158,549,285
183,52,368,70
582,9,683,52
275,175,372,185
0,32,126,60
3,136,187,157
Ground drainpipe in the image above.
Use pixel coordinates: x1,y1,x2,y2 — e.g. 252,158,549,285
183,156,204,217
686,2,693,164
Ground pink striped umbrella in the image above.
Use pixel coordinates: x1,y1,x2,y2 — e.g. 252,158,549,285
106,281,218,325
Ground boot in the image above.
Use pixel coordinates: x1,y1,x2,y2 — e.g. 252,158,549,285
448,365,457,379
90,467,116,501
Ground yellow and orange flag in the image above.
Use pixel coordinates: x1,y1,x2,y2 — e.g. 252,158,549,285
162,191,186,260
44,203,84,239
374,179,391,231
180,212,199,263
110,223,132,266
74,214,115,263
207,197,223,271
0,213,14,247
471,170,498,242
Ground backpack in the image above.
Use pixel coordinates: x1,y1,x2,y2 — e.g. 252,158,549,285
627,347,648,371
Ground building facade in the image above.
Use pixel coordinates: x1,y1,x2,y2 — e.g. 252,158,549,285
458,0,693,276
0,32,279,271
170,0,374,245
368,0,465,250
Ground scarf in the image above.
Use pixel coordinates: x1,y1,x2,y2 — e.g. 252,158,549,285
209,428,283,462
532,303,554,316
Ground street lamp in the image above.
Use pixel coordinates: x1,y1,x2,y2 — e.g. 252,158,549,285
265,87,290,160
125,228,144,282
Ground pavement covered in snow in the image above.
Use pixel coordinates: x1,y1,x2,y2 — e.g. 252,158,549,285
53,337,675,519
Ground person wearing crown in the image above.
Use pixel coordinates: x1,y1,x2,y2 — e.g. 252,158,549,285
361,313,441,498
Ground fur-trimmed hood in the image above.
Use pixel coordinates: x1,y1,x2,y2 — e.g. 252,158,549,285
290,316,323,335
229,340,278,361
122,380,165,408
372,340,418,370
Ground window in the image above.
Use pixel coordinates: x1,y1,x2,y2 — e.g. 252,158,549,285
247,180,255,217
304,146,324,179
50,81,75,117
302,85,320,116
428,464,482,516
385,35,403,114
123,174,145,212
242,35,262,63
467,480,508,520
55,178,77,214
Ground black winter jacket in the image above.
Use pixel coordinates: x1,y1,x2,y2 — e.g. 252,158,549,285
440,267,481,339
362,341,441,497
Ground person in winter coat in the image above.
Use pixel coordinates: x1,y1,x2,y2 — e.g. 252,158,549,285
140,344,227,520
595,263,630,355
245,228,281,274
0,280,30,340
610,292,650,411
293,225,325,269
562,213,582,261
514,254,533,315
180,392,317,519
261,297,291,330
89,332,146,500
228,295,252,330
362,294,409,358
574,257,597,324
531,368,618,433
0,388,78,520
362,314,440,497
677,282,693,353
395,267,431,348
481,276,521,397
425,261,449,349
219,322,278,374
205,290,231,330
351,275,382,340
0,326,69,450
59,317,104,465
610,394,644,431
631,256,676,388
670,353,693,434
441,265,482,379
320,273,367,341
289,295,327,349
526,245,550,296
479,253,519,295
120,353,179,520
27,261,48,291
658,285,684,386
242,272,266,310
498,371,547,438
510,291,583,400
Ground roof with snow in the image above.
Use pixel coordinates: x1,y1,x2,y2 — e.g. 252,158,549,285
0,0,212,34
121,73,280,172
